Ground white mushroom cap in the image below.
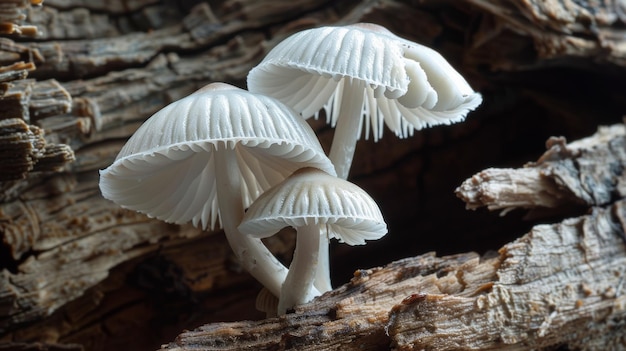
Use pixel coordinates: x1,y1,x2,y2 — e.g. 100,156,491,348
247,23,482,141
238,168,387,246
99,83,336,230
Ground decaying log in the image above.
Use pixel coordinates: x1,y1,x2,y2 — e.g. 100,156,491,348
0,2,360,345
161,197,626,350
456,123,626,214
389,201,626,350
0,182,292,339
161,122,626,350
0,0,625,350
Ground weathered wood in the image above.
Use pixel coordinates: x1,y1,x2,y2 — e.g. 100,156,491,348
0,39,41,67
0,0,40,37
160,122,626,350
29,79,71,121
0,0,625,350
466,0,626,68
0,62,33,84
456,124,626,214
0,171,206,332
389,200,626,350
161,252,480,351
0,170,295,339
0,118,44,180
1,78,71,122
160,197,626,350
0,224,293,350
23,0,331,81
0,118,73,182
0,79,33,121
25,6,121,40
56,35,264,143
0,2,384,336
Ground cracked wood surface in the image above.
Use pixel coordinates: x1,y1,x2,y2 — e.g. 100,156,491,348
160,120,626,349
0,0,40,37
389,200,626,350
161,197,626,350
456,124,626,214
0,118,73,182
0,0,625,350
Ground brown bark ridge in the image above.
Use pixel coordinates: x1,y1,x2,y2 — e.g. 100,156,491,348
0,0,625,350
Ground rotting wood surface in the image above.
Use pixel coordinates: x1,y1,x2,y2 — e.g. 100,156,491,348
0,0,625,350
160,122,626,351
456,123,626,215
389,201,626,350
160,205,626,350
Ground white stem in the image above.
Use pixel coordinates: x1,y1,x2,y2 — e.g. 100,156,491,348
328,79,366,180
314,225,332,293
278,224,321,315
213,144,288,297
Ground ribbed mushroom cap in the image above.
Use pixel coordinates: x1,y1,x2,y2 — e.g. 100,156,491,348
247,23,482,141
238,168,387,246
99,83,336,230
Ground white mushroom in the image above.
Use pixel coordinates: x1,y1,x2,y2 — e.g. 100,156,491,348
247,22,483,179
238,167,387,315
99,83,336,298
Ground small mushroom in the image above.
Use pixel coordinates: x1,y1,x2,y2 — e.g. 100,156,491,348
99,83,336,297
238,167,387,314
248,23,482,179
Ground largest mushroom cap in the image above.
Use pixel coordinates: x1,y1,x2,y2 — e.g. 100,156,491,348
247,23,482,141
99,83,336,230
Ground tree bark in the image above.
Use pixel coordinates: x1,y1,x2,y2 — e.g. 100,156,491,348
0,0,625,350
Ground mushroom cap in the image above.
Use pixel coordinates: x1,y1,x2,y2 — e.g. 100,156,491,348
247,23,482,141
99,83,336,230
238,168,387,246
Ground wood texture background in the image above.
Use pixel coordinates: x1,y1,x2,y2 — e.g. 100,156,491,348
0,0,625,350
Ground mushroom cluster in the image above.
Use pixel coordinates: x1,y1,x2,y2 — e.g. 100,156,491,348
99,23,481,315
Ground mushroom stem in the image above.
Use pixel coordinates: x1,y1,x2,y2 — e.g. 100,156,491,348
327,79,366,180
314,226,333,293
213,143,288,297
278,223,321,314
